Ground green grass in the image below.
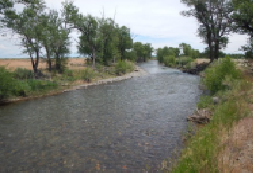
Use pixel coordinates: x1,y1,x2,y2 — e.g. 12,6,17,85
167,67,252,172
170,97,249,173
197,95,213,109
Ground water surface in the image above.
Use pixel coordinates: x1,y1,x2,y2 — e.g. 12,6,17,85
0,60,201,172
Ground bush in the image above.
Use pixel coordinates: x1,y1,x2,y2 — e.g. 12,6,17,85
64,68,73,77
27,79,58,91
176,57,193,65
96,64,105,73
80,68,94,82
164,55,176,67
0,67,31,99
62,68,74,81
202,56,241,95
11,80,31,96
13,68,34,80
115,60,134,75
0,66,16,99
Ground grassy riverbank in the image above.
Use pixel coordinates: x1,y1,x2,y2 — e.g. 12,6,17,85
164,57,253,172
0,59,138,105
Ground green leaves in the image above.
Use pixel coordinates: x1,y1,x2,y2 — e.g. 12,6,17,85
203,56,241,95
180,0,233,61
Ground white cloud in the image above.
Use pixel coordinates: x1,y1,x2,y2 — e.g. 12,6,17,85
0,0,249,58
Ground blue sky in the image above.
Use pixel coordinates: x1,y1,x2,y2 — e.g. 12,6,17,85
0,0,248,58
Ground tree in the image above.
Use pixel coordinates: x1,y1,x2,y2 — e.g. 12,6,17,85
0,0,12,14
133,42,143,62
191,49,200,59
117,26,132,61
181,0,233,62
174,48,180,58
97,17,119,65
179,43,192,56
157,48,164,63
4,0,46,78
232,0,253,57
39,10,59,71
142,43,153,62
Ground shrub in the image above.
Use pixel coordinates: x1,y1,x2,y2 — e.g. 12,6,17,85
176,57,193,65
51,57,69,74
202,56,241,95
62,68,74,81
13,68,34,80
96,64,105,73
0,66,16,99
0,67,31,99
125,61,135,72
164,55,176,67
27,79,58,91
64,68,73,77
115,60,134,75
185,62,196,69
11,80,31,96
80,68,94,82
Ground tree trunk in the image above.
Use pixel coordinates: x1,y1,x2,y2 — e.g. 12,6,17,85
56,53,62,73
214,39,219,60
46,48,51,71
207,31,214,63
30,53,36,79
92,47,96,69
32,50,40,79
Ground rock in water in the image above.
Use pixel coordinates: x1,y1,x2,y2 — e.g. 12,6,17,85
213,96,219,105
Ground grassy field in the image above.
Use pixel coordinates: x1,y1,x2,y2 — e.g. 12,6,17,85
0,58,88,71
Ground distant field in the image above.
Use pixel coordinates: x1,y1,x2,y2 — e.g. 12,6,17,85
0,58,87,71
195,58,210,64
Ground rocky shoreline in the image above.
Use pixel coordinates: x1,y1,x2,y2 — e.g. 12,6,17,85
66,65,148,91
181,63,210,75
0,65,148,106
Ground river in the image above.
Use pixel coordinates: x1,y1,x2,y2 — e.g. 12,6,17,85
0,60,201,172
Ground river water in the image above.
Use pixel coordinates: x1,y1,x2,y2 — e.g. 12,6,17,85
0,60,201,172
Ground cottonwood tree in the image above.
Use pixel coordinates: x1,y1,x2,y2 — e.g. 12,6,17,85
117,26,133,61
179,43,192,56
133,42,153,62
63,2,101,68
97,17,119,65
191,49,200,59
4,0,46,78
232,0,253,58
142,43,153,62
181,0,233,62
39,11,57,71
157,48,164,63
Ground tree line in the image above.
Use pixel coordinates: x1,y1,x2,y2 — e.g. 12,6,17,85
156,43,200,64
0,0,153,78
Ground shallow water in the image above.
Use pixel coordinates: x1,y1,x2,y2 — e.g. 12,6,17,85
0,60,201,172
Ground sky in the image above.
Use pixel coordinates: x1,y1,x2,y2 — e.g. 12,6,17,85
0,0,249,58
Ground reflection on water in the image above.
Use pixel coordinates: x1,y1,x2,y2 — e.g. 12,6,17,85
0,60,201,172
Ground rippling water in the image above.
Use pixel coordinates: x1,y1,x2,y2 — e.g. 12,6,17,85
0,60,201,172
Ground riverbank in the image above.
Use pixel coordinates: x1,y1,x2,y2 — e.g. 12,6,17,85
66,65,148,91
164,58,253,172
0,64,148,106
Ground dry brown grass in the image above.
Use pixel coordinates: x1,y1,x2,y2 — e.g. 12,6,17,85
195,58,210,64
0,58,87,71
218,116,253,173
